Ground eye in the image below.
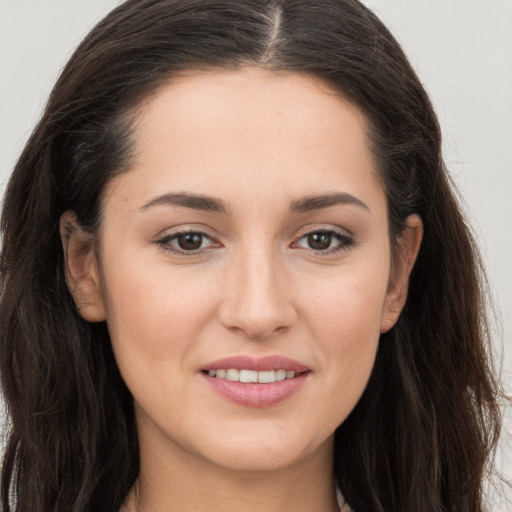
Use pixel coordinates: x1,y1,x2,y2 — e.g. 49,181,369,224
156,230,219,254
293,229,353,254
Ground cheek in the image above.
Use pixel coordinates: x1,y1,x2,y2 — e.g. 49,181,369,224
299,262,389,344
100,259,220,373
297,262,388,405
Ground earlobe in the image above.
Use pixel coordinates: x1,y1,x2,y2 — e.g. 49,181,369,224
380,214,423,333
60,211,106,322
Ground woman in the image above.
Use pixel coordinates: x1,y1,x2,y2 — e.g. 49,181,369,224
0,1,505,511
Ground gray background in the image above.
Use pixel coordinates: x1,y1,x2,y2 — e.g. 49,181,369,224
1,0,511,506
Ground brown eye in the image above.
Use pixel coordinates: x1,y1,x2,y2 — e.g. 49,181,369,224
293,229,354,254
307,232,333,250
176,233,205,251
157,230,220,255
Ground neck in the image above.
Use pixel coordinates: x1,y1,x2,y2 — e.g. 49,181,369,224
123,414,338,512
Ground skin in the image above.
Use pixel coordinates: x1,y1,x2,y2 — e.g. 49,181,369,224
62,67,422,512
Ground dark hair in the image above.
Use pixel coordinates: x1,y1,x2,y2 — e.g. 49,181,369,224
0,1,505,510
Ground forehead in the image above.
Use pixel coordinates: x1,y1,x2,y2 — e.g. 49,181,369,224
106,66,385,214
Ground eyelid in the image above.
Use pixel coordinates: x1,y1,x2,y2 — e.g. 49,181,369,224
293,223,354,238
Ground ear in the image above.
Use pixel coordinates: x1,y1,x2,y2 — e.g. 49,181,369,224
380,214,423,333
60,211,106,322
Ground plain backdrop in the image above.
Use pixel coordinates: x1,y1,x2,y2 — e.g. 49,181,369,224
1,0,511,505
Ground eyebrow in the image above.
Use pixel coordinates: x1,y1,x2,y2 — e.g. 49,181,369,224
140,191,369,215
289,192,370,213
140,192,230,214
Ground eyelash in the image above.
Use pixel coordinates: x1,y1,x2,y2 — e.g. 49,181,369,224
156,230,217,255
292,229,355,255
156,229,354,256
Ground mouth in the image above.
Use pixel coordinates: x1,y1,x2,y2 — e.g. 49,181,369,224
201,355,311,407
202,368,306,383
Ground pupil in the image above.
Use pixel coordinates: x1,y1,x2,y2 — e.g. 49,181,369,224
178,233,203,250
308,232,332,250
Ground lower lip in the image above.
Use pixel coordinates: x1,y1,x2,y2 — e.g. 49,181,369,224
203,372,309,408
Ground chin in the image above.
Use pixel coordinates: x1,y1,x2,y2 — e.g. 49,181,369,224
204,448,304,473
193,427,332,474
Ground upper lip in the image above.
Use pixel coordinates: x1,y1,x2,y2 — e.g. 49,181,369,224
201,355,310,373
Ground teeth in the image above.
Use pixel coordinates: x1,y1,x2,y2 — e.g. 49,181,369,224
258,370,276,383
239,370,258,383
275,369,286,381
207,368,298,383
226,369,239,381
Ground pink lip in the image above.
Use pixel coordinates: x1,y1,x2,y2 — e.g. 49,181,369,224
201,355,309,372
201,355,310,408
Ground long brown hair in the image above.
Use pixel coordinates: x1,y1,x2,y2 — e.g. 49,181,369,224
0,1,504,510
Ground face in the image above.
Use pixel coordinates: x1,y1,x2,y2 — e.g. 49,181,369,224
63,67,421,475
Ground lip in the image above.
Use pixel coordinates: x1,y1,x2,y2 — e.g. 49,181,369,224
201,355,310,372
201,355,310,408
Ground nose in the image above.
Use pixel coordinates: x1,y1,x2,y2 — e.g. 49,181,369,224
218,244,297,340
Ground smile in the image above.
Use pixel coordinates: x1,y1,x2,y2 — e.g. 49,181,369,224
206,369,299,383
201,355,310,407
